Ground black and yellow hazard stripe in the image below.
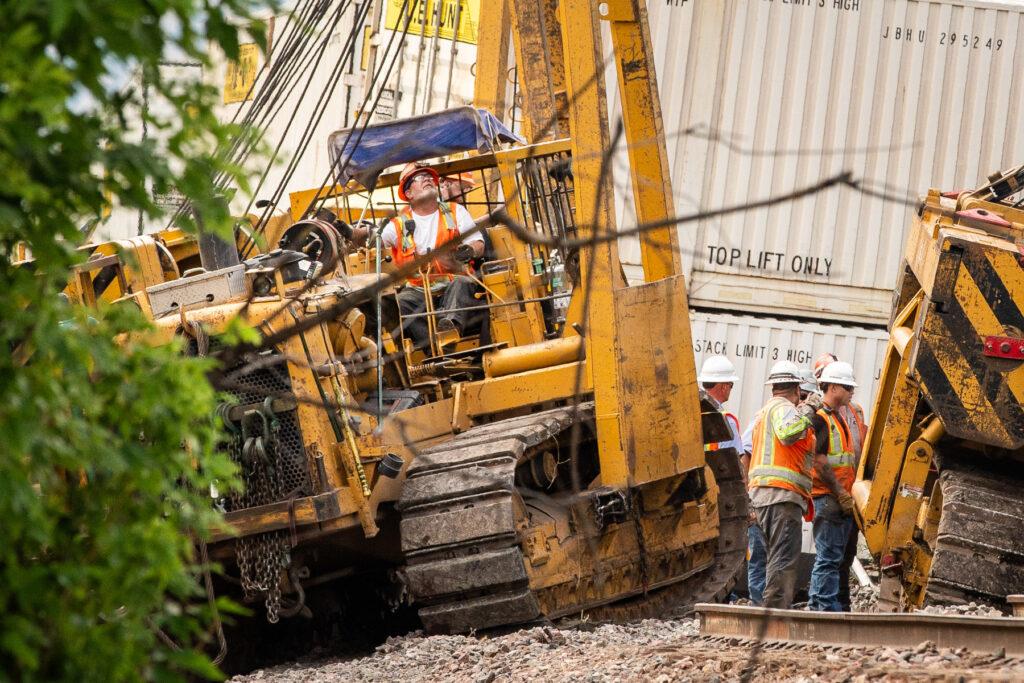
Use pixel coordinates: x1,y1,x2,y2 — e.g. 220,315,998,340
62,244,126,303
915,241,1024,449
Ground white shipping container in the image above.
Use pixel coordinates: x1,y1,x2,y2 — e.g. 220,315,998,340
375,0,479,121
98,62,205,241
689,309,889,434
611,0,1024,324
100,4,363,240
212,6,361,215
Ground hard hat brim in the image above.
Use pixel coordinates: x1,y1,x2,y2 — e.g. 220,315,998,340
699,374,740,383
765,377,801,386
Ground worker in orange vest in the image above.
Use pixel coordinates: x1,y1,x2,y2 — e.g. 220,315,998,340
813,353,867,454
807,361,859,611
747,360,821,609
812,352,869,611
379,163,485,348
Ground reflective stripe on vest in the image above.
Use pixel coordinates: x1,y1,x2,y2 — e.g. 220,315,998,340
704,411,740,452
748,464,813,491
811,407,856,496
748,396,814,498
390,202,465,287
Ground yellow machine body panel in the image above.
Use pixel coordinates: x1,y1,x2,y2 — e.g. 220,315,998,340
55,0,748,638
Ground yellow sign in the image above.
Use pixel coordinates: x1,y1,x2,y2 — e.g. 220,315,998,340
384,0,480,45
224,43,260,104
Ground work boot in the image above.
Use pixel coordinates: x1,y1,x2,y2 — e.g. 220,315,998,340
435,317,461,349
436,317,459,333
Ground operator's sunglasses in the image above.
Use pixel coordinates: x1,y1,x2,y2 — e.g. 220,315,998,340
404,173,435,190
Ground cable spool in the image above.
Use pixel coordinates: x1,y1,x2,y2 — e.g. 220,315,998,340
278,218,343,274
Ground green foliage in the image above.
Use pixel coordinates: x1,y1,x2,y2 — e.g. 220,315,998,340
0,1,273,680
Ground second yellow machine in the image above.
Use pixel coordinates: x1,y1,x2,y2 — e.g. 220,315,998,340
856,167,1024,611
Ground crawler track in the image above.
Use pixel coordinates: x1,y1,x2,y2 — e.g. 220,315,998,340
586,441,748,623
397,403,748,634
926,458,1024,606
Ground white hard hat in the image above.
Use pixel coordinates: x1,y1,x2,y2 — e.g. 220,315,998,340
818,360,858,387
764,360,803,386
799,369,820,395
698,355,739,384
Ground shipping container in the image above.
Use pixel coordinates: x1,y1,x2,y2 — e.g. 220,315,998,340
212,5,362,216
374,0,479,122
97,61,206,241
610,0,1024,324
97,3,363,241
689,309,889,433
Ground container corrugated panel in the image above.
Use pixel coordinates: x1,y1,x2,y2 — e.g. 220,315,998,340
97,63,205,241
206,7,362,216
377,0,479,121
689,309,889,433
381,37,476,120
610,0,1024,324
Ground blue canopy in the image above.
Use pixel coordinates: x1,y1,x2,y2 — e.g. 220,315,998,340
327,107,524,190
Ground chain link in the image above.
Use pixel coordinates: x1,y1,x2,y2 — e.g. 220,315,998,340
229,407,292,623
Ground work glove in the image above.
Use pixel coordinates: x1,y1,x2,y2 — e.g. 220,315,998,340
836,490,856,516
454,243,476,264
796,392,823,419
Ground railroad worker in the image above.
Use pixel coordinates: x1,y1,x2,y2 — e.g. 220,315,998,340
700,356,770,607
738,419,766,606
747,360,821,609
380,163,486,348
807,361,859,612
439,172,476,205
813,352,869,611
813,353,867,454
699,355,743,452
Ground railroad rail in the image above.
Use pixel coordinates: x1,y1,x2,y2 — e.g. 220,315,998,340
695,603,1024,656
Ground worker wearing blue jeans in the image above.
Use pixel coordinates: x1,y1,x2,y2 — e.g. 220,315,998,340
807,362,859,612
808,494,854,611
747,524,767,605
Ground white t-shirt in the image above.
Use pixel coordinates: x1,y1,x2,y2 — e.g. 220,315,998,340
380,203,482,253
742,419,754,455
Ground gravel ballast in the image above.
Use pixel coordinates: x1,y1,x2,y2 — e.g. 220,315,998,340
231,613,1024,682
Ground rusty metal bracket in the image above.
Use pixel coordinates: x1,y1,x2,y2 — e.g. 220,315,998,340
213,489,346,542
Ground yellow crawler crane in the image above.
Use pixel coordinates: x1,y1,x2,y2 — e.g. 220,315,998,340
64,0,746,650
855,167,1024,611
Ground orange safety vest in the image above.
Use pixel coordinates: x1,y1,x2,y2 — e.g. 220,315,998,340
811,407,856,497
748,397,815,499
704,411,740,452
390,202,471,288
